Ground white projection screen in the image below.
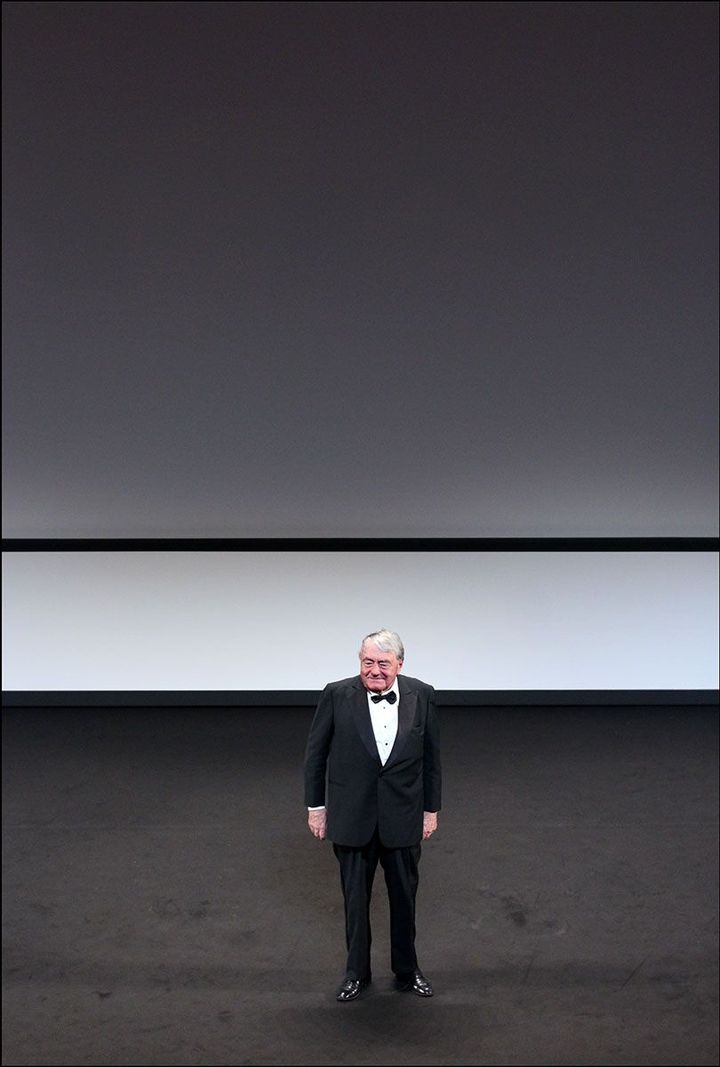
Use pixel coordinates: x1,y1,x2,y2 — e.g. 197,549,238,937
2,551,718,694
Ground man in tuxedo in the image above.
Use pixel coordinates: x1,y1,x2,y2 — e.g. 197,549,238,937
304,629,441,1001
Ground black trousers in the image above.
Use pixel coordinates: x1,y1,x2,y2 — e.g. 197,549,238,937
333,828,421,980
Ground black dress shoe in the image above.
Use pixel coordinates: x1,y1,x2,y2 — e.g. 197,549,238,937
395,969,434,997
336,975,370,1002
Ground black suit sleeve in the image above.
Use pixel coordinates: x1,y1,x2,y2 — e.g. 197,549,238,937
423,687,442,813
303,684,335,808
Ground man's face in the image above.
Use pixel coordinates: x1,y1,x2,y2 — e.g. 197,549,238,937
359,641,403,692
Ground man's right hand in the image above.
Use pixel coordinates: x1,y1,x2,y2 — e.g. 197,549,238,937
308,809,327,839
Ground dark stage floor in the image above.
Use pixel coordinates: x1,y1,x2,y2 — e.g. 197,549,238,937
2,705,718,1066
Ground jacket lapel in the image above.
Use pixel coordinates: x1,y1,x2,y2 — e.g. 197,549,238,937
384,680,417,769
350,679,381,763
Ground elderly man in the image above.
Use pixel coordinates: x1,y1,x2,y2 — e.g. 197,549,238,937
304,629,441,1001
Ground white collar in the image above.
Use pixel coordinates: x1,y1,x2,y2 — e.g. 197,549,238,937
367,679,400,701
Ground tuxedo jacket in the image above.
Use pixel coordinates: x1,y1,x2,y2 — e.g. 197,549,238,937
304,673,442,848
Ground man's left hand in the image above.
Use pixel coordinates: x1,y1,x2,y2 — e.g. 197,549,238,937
422,811,438,840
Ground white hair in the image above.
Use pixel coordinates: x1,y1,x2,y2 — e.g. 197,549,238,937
360,629,405,661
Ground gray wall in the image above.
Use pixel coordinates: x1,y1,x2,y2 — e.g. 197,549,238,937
2,3,718,540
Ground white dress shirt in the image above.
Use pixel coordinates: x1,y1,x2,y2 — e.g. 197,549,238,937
367,680,399,766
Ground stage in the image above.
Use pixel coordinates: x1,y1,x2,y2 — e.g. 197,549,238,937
2,703,718,1065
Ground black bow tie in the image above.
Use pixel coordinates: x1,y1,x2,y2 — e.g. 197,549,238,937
371,691,397,704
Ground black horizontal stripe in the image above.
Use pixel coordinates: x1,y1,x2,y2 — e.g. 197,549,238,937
2,537,717,552
2,690,717,707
